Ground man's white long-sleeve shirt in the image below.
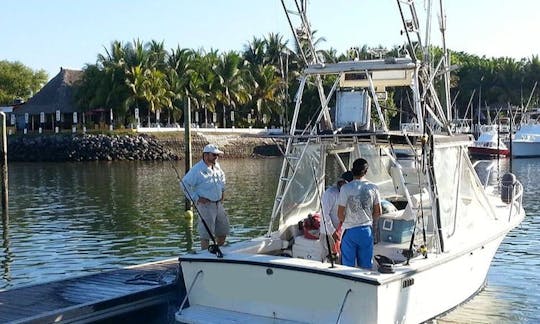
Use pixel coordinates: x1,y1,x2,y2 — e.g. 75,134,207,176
320,185,340,235
182,160,225,203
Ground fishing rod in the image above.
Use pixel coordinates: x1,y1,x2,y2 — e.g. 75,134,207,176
310,164,337,268
172,165,223,258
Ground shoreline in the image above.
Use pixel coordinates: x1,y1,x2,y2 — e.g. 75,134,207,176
6,132,283,162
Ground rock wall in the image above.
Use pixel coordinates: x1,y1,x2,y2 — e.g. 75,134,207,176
7,132,283,162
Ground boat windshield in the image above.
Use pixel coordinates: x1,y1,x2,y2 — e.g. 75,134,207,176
279,144,322,230
278,142,396,231
433,144,496,250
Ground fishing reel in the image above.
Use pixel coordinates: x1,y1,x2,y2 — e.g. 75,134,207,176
401,244,428,260
418,244,428,258
208,244,223,258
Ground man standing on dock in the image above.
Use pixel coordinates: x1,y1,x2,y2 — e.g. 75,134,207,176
182,144,229,250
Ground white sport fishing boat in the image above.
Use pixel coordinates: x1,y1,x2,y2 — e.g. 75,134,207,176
512,109,540,157
175,1,526,323
468,124,510,157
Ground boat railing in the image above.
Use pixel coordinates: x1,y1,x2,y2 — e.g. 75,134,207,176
507,180,524,222
177,269,203,315
336,288,352,324
472,160,496,189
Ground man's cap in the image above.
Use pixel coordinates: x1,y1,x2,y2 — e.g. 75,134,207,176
340,171,353,182
203,144,224,154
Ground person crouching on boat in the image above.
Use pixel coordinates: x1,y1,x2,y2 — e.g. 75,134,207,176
337,158,381,269
321,171,353,263
182,144,229,250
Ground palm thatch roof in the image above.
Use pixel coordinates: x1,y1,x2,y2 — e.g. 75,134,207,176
15,68,83,115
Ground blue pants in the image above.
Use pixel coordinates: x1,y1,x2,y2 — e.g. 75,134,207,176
341,225,373,269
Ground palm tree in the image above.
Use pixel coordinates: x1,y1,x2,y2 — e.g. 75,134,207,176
125,65,147,125
214,51,251,127
192,50,220,126
166,46,197,123
141,68,173,124
147,40,168,72
249,64,284,123
243,37,266,67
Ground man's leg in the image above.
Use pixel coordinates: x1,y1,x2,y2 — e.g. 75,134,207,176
197,203,216,250
216,236,226,246
201,239,210,250
357,226,374,269
215,202,230,246
340,229,357,267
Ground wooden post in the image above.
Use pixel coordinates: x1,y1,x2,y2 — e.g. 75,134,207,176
183,98,194,251
184,98,193,212
0,112,8,212
509,104,513,173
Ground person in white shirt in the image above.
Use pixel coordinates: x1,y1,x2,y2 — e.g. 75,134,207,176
320,171,353,262
182,144,229,250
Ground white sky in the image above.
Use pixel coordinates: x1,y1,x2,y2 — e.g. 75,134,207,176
1,0,539,80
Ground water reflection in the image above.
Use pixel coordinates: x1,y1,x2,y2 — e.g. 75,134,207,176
1,159,281,290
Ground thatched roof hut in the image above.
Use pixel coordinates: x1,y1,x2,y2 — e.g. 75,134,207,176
15,68,83,115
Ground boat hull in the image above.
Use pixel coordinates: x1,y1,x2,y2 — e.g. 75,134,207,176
468,146,510,157
511,141,540,157
175,234,506,324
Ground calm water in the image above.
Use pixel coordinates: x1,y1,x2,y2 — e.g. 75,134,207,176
1,158,539,322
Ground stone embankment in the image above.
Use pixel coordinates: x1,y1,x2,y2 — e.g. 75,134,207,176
7,132,282,162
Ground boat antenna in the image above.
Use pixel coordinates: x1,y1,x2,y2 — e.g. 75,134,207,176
172,165,223,258
309,164,337,268
524,81,537,112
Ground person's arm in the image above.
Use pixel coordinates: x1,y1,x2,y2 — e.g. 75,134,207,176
219,164,226,201
372,189,382,221
372,189,382,243
182,168,200,203
337,187,347,224
321,190,337,234
337,205,346,224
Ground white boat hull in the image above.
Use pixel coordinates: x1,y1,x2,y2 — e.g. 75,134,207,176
511,141,540,157
176,232,509,324
512,122,540,157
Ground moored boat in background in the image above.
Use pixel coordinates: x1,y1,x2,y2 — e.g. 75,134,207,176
468,124,510,157
511,109,540,157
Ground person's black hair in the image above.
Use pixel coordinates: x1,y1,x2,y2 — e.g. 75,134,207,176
352,158,369,177
341,171,354,182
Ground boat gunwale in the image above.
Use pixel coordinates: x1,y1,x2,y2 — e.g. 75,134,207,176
178,210,523,287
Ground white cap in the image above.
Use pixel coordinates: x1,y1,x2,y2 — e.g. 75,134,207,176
203,144,224,155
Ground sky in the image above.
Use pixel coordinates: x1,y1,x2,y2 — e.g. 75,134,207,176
2,0,539,81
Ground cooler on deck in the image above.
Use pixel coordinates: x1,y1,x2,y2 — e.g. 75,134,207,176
378,213,415,244
292,236,324,261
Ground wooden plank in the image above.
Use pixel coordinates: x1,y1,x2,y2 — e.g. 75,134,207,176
0,258,180,323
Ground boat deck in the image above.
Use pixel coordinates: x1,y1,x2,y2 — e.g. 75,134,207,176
0,258,181,323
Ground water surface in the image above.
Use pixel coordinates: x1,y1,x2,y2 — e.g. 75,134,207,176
1,158,539,322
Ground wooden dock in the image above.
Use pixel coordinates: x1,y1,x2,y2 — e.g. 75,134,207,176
0,258,183,323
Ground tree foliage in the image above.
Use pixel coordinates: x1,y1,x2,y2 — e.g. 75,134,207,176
13,33,538,129
0,60,48,105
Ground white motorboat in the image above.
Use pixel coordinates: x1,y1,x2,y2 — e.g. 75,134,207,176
175,2,526,323
511,110,540,157
468,124,510,157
